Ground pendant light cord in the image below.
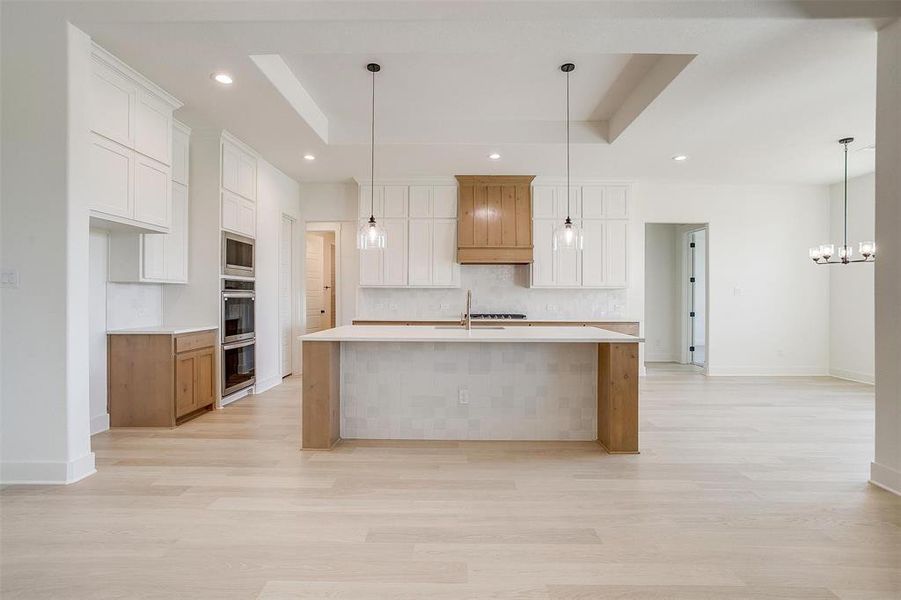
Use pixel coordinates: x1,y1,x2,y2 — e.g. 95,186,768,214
370,67,376,220
566,68,571,221
843,140,848,250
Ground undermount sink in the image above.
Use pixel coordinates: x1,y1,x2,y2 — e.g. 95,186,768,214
434,326,506,330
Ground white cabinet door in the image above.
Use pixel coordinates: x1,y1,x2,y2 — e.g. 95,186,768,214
432,219,459,287
532,186,557,219
221,191,240,233
358,226,383,286
236,198,256,238
382,219,408,286
383,185,408,218
142,233,167,280
557,186,581,219
581,186,605,219
166,182,189,282
555,223,582,287
433,186,457,218
221,142,242,197
171,127,189,185
134,154,170,228
408,220,433,285
605,186,629,218
409,186,432,218
237,152,256,201
605,220,629,287
89,134,132,218
531,220,555,287
359,185,384,219
135,92,172,165
90,64,133,146
581,219,606,287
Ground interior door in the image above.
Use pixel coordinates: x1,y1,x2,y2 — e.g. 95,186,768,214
280,216,294,376
689,229,707,367
305,234,325,333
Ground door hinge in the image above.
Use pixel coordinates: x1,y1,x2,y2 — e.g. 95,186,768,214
690,242,696,248
689,345,695,352
689,311,695,317
690,277,696,283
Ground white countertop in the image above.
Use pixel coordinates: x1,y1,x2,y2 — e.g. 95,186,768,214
354,318,638,323
300,325,643,344
108,326,218,335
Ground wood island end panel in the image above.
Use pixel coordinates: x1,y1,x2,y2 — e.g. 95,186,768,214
597,342,639,453
301,340,341,450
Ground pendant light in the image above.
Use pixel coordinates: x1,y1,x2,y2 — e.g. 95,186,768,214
358,63,387,250
553,63,583,252
809,137,875,265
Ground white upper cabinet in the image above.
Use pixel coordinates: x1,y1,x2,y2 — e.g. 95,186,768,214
359,181,459,288
359,185,385,219
88,44,181,233
383,186,408,218
221,190,256,238
108,121,190,284
221,138,256,202
531,182,630,289
171,126,189,185
135,92,172,165
433,186,458,218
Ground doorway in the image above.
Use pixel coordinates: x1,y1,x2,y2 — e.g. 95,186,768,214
644,223,709,371
279,214,295,378
305,230,337,333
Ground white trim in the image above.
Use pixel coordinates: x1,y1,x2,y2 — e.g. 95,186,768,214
706,366,829,376
90,413,110,435
870,462,901,496
221,129,260,159
280,213,297,378
1,452,96,485
532,177,635,187
829,369,875,384
352,176,457,187
173,118,192,136
90,42,182,109
255,375,283,395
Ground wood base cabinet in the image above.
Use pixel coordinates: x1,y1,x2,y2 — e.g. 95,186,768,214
108,330,218,427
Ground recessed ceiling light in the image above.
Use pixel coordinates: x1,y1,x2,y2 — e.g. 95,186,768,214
212,72,233,85
488,153,501,160
303,154,316,161
672,154,688,162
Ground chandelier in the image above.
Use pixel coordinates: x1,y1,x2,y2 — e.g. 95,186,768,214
809,137,875,265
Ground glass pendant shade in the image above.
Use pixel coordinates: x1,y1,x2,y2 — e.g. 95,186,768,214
838,244,853,261
553,218,583,251
859,241,876,258
808,246,823,262
357,216,386,249
820,244,835,260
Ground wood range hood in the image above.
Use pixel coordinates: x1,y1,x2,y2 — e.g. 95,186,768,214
456,175,535,264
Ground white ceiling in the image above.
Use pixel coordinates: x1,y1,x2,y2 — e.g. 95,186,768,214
55,1,898,185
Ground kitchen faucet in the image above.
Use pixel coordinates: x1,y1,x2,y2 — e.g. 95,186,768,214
461,289,472,330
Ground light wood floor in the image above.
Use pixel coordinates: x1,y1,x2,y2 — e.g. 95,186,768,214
2,366,898,599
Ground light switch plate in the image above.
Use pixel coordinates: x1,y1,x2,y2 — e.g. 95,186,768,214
0,269,19,288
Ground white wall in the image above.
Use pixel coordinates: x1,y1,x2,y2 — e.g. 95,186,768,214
254,158,302,392
644,224,682,362
631,183,831,376
872,18,901,496
1,14,95,483
829,172,876,383
88,230,163,435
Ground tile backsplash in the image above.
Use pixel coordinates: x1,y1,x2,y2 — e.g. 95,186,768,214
357,265,626,320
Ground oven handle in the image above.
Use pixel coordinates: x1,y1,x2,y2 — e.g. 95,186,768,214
222,339,255,351
223,292,255,300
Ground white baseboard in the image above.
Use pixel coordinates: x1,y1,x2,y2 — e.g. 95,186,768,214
870,461,901,496
1,452,96,485
706,366,829,377
645,356,679,363
90,413,110,435
829,368,875,384
254,374,282,394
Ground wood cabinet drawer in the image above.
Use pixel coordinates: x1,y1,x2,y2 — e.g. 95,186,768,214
175,331,216,354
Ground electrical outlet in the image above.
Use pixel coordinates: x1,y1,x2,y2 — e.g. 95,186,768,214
458,388,469,405
1,269,19,289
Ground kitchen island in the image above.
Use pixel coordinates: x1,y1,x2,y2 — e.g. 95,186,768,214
299,325,643,453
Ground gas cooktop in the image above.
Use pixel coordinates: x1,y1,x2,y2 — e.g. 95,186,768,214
470,313,527,320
